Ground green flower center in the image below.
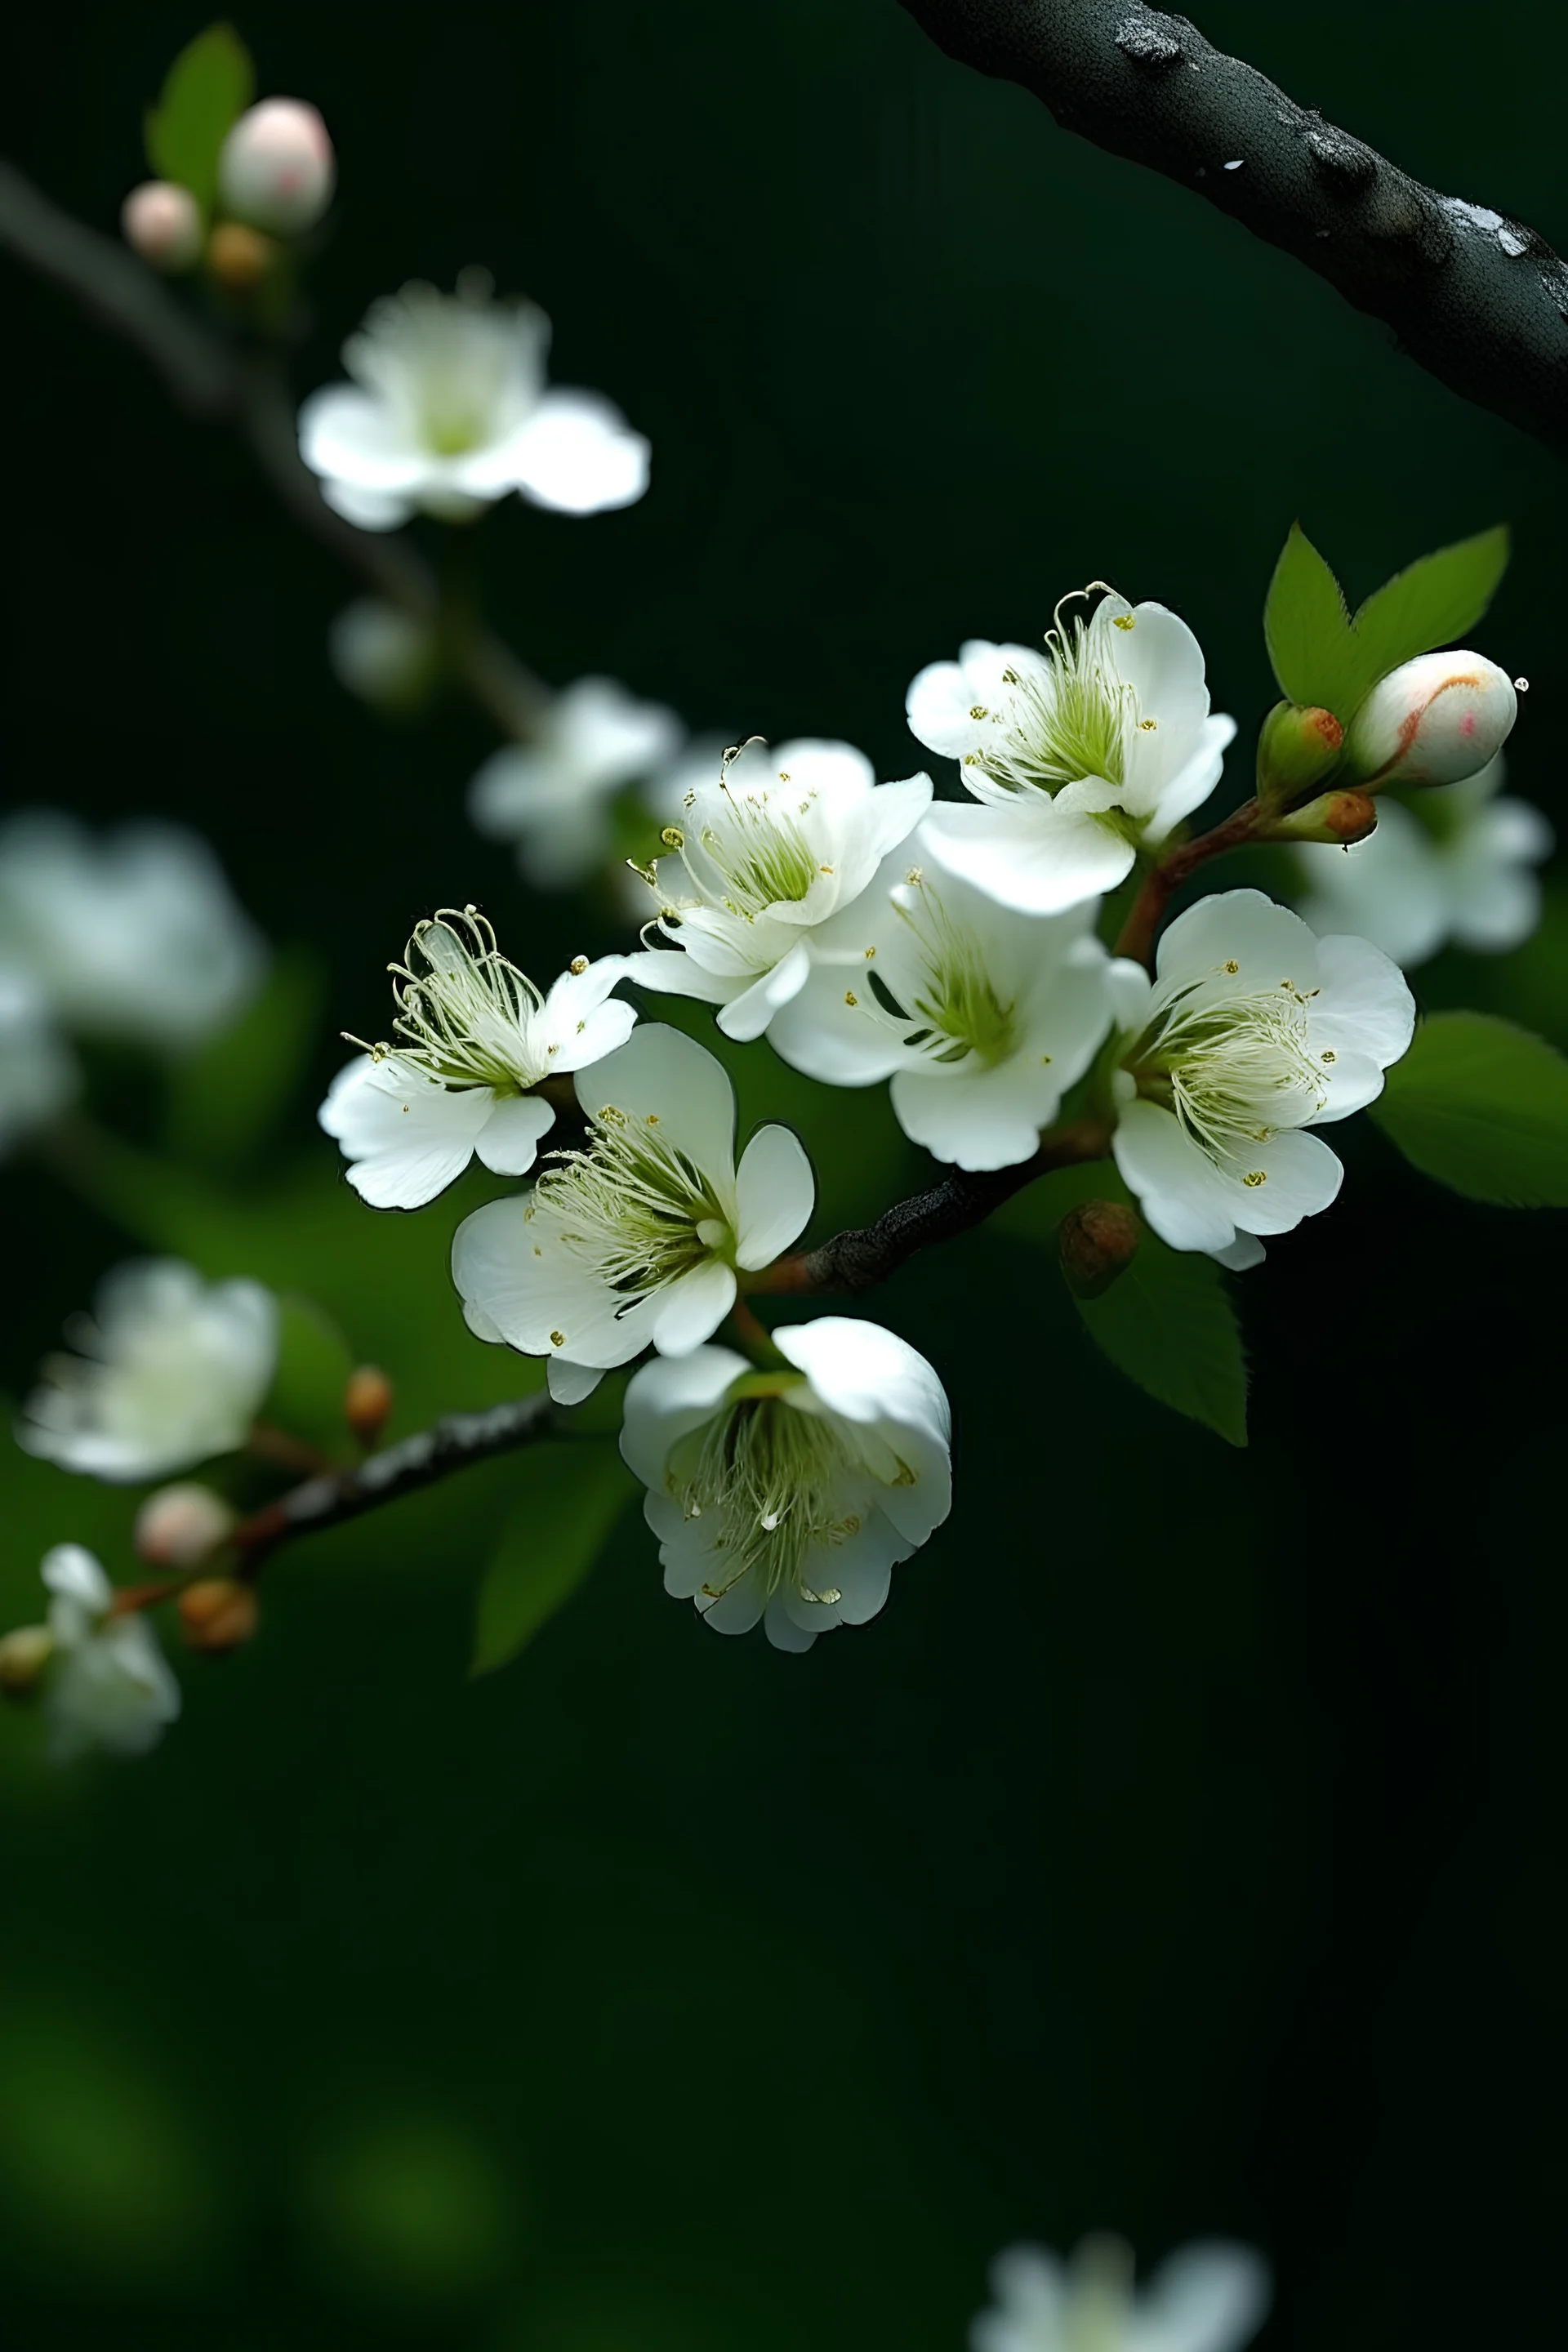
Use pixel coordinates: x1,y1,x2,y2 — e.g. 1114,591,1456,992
967,608,1135,797
658,772,824,929
858,878,1018,1068
536,1107,731,1298
368,907,546,1093
666,1390,866,1608
1131,980,1327,1162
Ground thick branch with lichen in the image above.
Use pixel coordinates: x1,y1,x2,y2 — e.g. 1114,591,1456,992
896,0,1568,457
0,158,546,740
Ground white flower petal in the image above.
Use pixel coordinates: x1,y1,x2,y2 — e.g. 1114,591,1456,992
547,1356,605,1405
1128,2242,1271,2352
1209,1231,1267,1272
921,799,1133,915
319,1057,497,1209
319,478,415,531
297,385,426,490
648,1258,737,1355
506,390,650,514
1112,1098,1241,1255
714,938,813,1042
621,946,735,1009
734,1124,815,1268
620,1347,746,1488
573,1023,737,1179
890,1060,1052,1171
474,1090,556,1175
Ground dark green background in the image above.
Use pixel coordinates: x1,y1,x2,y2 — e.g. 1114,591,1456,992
1,5,1564,2346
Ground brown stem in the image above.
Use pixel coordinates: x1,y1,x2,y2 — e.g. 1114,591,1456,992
247,1421,334,1477
1114,798,1263,968
749,1116,1112,1296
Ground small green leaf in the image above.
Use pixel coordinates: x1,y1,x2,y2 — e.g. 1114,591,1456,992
263,1295,356,1458
1370,1012,1568,1206
1077,1230,1249,1447
472,1444,632,1674
144,24,254,212
1346,526,1509,700
1263,522,1358,715
164,947,326,1171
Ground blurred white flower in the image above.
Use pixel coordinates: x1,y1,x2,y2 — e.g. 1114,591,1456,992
470,677,681,889
1110,889,1414,1267
452,1023,813,1380
1343,651,1518,789
0,813,265,1051
908,590,1235,915
19,1261,279,1482
626,737,932,1041
769,828,1114,1170
621,1316,951,1652
298,274,649,531
321,909,635,1209
0,968,75,1157
327,599,438,710
218,99,336,235
1292,756,1552,969
973,2234,1269,2352
40,1544,180,1762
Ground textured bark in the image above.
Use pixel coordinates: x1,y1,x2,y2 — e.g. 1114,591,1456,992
897,1,1568,455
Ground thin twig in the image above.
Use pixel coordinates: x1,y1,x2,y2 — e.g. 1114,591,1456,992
1114,796,1263,966
750,1116,1113,1294
0,158,548,737
897,0,1568,457
234,1390,560,1573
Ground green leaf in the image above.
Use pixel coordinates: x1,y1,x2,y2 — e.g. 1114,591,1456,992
163,947,327,1171
1077,1229,1250,1447
1347,526,1509,698
262,1295,356,1458
472,1444,632,1674
1369,1012,1568,1206
144,24,254,212
1263,522,1358,715
996,1165,1248,1443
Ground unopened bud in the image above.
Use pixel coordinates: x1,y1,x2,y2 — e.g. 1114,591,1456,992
327,603,439,714
1059,1200,1142,1300
121,180,203,272
177,1579,259,1654
344,1365,394,1449
1258,700,1344,800
1344,651,1518,788
0,1625,54,1697
206,220,278,292
218,100,336,235
1265,788,1378,846
134,1483,238,1570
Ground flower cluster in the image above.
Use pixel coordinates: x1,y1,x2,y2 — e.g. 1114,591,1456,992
971,2234,1270,2352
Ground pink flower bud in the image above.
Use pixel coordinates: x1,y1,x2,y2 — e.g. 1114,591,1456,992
218,100,336,235
1344,652,1518,788
120,180,203,272
134,1483,238,1570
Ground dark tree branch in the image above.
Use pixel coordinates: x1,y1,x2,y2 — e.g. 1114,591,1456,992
234,1391,561,1571
896,1,1568,457
751,1116,1111,1294
0,158,547,738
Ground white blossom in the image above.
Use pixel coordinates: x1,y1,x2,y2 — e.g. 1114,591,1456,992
0,968,75,1157
298,273,649,531
320,909,635,1209
0,813,265,1050
1109,889,1414,1266
626,737,933,1041
19,1261,279,1482
1343,650,1518,788
769,827,1114,1170
907,590,1235,915
973,2234,1269,2352
470,677,682,890
451,1022,813,1380
1292,755,1552,969
40,1545,181,1762
621,1316,951,1652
